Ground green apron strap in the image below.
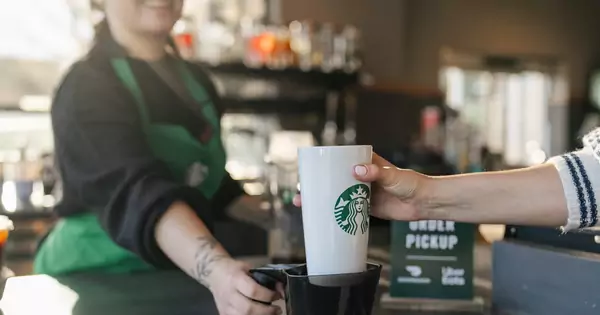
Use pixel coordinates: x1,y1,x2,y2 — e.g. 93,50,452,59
174,61,220,128
111,58,151,126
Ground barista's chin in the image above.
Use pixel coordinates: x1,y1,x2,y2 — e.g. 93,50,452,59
142,0,174,8
138,16,178,36
139,0,181,34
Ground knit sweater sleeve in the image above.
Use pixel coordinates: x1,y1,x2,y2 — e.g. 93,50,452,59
547,128,600,231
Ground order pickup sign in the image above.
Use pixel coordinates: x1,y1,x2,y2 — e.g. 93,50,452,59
389,220,475,300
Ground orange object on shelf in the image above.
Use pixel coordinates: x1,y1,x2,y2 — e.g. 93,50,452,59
174,33,193,48
248,32,277,65
174,33,195,59
256,33,277,54
247,27,294,68
0,230,9,245
0,216,14,245
0,216,13,268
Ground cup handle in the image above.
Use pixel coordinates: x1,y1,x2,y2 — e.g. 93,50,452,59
249,267,287,305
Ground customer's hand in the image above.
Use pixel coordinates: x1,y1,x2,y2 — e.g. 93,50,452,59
207,258,282,315
294,153,429,221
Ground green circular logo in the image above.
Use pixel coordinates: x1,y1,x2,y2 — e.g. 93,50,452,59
334,184,371,235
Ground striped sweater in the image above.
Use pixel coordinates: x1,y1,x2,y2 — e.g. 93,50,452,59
548,128,600,231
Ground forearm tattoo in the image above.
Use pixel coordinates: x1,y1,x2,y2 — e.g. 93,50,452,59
190,236,228,288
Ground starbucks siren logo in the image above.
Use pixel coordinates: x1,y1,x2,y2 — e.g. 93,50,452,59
334,184,371,235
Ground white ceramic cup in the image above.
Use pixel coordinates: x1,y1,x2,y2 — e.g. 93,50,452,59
298,145,373,276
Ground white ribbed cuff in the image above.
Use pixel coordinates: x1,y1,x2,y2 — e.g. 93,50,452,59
547,147,600,232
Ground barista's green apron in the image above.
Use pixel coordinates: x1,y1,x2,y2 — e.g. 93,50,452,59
33,58,227,275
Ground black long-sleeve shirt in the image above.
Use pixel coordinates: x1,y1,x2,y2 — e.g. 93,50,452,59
51,44,243,268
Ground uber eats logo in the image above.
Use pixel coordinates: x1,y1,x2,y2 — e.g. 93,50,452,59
334,184,371,235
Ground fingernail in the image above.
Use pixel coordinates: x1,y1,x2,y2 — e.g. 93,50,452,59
354,165,367,176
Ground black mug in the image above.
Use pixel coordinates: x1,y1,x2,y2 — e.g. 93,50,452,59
250,262,382,315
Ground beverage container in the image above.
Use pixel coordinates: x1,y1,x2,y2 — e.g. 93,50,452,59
251,262,381,315
297,145,373,276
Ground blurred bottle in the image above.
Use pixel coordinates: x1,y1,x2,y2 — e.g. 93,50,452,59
421,106,443,151
241,20,361,72
272,25,293,69
342,25,362,73
196,14,236,65
236,17,257,65
172,16,197,60
245,25,277,68
244,24,265,67
314,23,335,72
289,20,313,71
331,24,347,71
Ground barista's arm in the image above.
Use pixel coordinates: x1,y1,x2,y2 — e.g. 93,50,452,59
154,201,229,287
155,202,282,315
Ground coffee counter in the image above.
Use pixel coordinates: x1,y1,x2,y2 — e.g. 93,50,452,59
0,205,494,314
0,269,491,315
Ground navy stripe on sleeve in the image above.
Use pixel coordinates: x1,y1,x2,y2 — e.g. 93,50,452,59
562,155,589,228
570,153,598,227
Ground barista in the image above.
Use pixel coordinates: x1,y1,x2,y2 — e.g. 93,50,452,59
34,1,280,314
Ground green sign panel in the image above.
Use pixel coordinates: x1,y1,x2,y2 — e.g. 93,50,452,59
389,220,475,300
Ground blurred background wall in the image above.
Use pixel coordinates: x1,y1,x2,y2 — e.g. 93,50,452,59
283,0,600,99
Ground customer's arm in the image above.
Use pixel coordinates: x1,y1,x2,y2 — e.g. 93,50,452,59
427,132,600,231
349,130,600,232
424,163,569,227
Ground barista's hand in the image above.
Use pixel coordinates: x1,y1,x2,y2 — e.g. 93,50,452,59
294,153,430,221
207,258,282,315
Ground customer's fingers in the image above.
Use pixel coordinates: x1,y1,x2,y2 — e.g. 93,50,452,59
293,195,301,207
353,163,402,189
296,153,395,206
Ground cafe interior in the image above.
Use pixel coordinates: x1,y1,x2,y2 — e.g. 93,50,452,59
1,0,600,314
